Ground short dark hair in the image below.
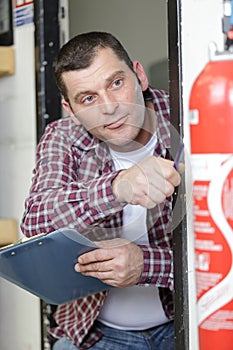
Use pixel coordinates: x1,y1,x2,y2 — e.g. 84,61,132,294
53,31,134,101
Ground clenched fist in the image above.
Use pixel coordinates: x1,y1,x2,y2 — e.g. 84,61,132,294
112,156,181,208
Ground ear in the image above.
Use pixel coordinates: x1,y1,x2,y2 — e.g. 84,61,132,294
133,61,149,91
62,98,74,117
62,99,81,125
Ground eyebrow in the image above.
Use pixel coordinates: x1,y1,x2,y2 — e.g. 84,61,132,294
74,90,95,103
73,70,127,103
105,70,126,83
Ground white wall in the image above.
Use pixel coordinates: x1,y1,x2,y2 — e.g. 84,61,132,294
181,1,224,349
0,14,40,350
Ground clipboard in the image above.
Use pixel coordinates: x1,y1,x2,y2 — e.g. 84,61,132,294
0,229,111,304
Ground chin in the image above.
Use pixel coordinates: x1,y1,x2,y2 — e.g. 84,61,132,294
107,137,140,152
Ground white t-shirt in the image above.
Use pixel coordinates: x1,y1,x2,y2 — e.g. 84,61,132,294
97,134,169,330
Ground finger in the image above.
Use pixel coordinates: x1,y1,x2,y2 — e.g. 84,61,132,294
77,260,112,273
78,248,113,265
176,162,185,174
130,188,165,209
146,174,180,207
74,263,81,272
148,191,166,205
75,266,118,286
77,267,129,288
79,270,113,280
155,157,174,168
157,165,181,189
155,157,182,182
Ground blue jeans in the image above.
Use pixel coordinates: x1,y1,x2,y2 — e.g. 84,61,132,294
52,321,174,350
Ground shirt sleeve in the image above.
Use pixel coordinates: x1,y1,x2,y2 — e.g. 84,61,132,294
138,245,173,291
20,124,125,237
136,194,173,290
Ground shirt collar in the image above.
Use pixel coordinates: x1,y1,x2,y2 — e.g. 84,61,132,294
148,87,170,158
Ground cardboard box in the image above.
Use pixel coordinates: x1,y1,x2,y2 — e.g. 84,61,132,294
0,46,15,77
0,219,18,246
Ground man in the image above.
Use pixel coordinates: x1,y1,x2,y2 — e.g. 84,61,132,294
21,32,181,350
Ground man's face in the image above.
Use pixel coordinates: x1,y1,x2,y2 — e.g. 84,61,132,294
62,47,150,151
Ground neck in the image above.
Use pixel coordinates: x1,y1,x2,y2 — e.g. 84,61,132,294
132,100,157,147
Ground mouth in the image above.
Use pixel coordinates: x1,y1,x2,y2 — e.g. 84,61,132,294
104,115,128,129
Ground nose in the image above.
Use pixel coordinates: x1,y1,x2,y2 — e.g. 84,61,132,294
99,93,119,115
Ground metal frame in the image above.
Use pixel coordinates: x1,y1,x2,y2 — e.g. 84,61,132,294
34,2,61,348
168,1,189,349
34,0,61,143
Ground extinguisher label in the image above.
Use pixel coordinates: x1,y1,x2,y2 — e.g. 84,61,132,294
189,109,199,125
192,154,233,336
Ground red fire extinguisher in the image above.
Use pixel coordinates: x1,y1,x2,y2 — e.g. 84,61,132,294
189,45,233,350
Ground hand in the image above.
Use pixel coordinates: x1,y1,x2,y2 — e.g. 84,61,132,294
112,156,181,209
74,238,144,287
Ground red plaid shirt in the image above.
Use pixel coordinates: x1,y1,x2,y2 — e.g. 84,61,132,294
21,88,174,349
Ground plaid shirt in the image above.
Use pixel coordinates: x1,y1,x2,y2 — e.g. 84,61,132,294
21,88,174,349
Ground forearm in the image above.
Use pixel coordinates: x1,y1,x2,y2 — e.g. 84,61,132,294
21,171,125,237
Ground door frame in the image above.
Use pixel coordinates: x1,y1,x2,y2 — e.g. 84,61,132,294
34,1,189,349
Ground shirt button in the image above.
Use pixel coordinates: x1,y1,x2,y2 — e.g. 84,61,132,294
157,273,163,283
146,277,152,284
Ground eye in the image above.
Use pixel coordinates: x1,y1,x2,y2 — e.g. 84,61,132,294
112,79,123,88
82,95,95,105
